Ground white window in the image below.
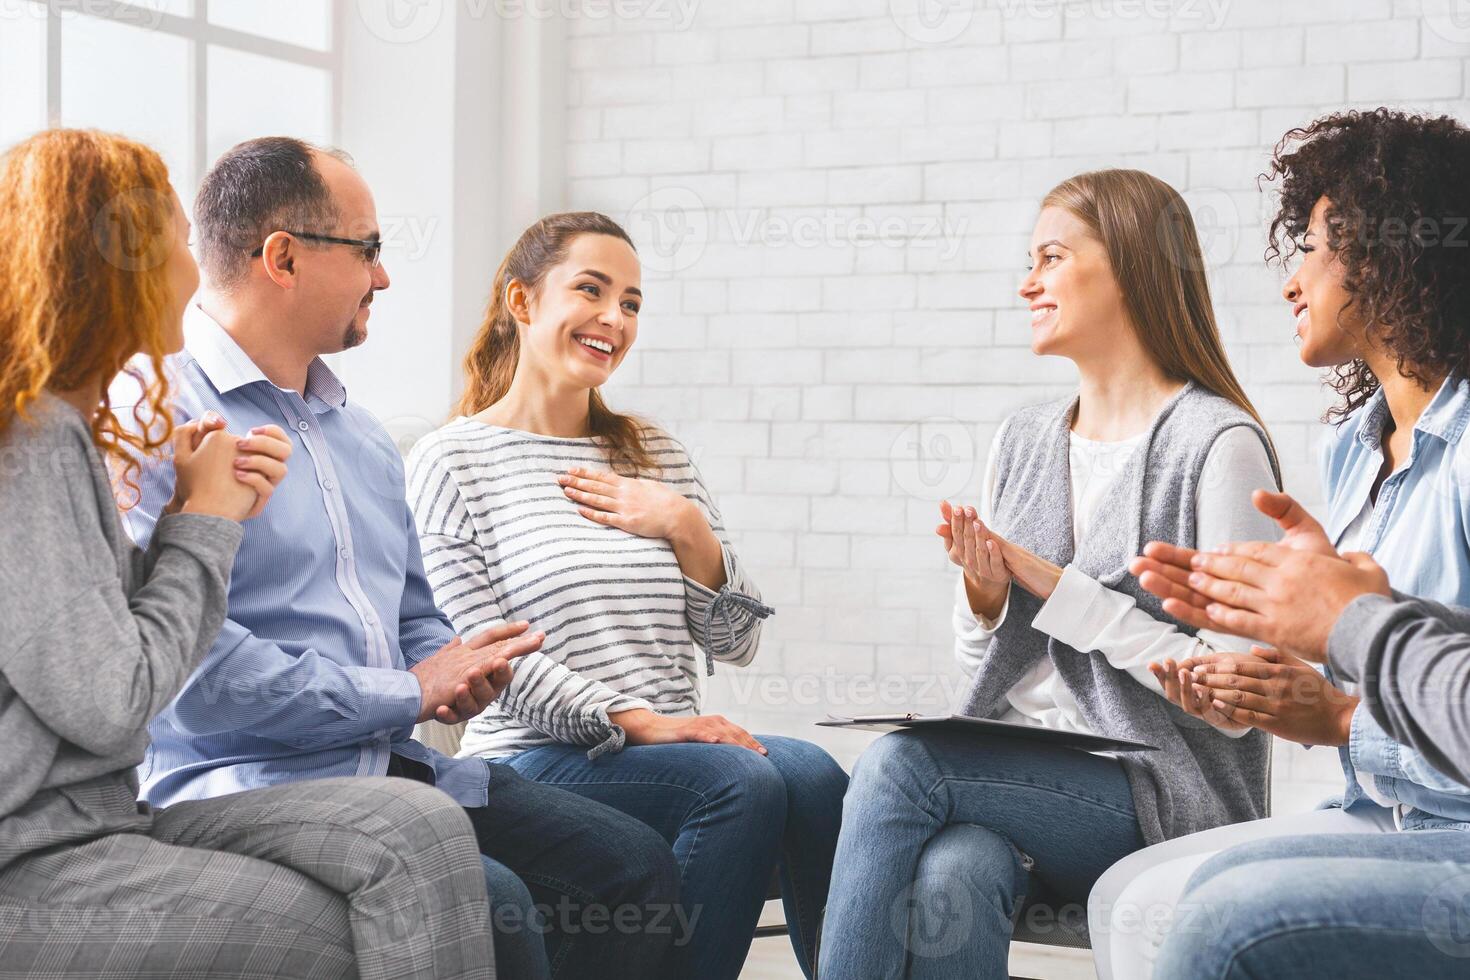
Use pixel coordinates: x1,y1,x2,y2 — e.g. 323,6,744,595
1,0,338,200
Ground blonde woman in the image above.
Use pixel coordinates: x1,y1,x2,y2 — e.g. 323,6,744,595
818,170,1280,979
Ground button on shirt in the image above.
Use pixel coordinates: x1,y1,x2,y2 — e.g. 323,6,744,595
1322,374,1470,828
120,308,492,809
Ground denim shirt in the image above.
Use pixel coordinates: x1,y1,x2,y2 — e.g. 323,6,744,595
1323,374,1470,829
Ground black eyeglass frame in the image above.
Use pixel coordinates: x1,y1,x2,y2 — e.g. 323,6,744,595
251,231,382,267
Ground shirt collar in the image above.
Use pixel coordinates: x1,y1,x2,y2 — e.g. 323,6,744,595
184,305,348,410
1353,375,1470,450
1411,374,1470,444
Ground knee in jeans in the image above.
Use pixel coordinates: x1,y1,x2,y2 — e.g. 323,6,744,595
1155,867,1276,977
481,856,534,914
765,736,849,798
916,825,1025,917
849,731,928,800
715,747,789,824
1185,842,1282,896
607,820,681,908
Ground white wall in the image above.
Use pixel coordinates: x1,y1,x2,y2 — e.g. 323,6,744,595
336,0,567,448
558,0,1470,813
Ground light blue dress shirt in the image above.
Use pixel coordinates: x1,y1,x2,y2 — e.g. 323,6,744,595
121,310,493,809
1323,374,1470,828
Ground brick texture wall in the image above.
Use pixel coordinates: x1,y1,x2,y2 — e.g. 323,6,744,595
560,0,1470,812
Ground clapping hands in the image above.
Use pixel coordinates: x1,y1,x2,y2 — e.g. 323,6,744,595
1131,489,1390,663
938,500,1009,586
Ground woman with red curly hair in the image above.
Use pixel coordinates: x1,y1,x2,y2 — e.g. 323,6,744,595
1093,108,1470,980
0,130,497,979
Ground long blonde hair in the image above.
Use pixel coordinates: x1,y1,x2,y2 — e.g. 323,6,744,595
0,129,180,501
457,211,653,474
1043,169,1272,445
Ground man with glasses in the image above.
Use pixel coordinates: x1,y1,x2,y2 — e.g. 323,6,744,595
117,137,681,980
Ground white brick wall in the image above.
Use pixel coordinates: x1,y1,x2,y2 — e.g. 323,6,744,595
561,0,1470,814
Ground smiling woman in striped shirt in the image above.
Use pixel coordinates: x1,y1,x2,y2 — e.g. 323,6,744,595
406,211,847,980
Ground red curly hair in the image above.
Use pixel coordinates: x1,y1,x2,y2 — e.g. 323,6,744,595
0,129,180,502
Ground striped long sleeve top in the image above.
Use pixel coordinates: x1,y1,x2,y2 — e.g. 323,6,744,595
406,417,771,760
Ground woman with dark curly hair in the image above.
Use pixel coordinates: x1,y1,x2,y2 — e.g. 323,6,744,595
1090,108,1470,980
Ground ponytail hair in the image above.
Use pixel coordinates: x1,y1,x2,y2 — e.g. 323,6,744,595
457,211,654,475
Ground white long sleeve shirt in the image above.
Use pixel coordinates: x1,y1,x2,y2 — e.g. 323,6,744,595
954,420,1281,735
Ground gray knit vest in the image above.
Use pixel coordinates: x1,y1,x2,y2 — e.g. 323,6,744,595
959,381,1278,845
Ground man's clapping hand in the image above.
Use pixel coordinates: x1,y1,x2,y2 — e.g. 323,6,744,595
410,621,545,724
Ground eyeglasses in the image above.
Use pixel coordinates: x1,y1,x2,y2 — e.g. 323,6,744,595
252,231,383,268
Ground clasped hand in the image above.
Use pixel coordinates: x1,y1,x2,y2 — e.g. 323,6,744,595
1149,647,1359,745
167,412,293,522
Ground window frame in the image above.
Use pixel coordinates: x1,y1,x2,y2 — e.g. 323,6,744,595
22,0,342,189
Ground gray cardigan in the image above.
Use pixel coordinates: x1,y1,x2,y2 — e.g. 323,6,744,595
960,382,1279,845
0,395,241,870
1330,592,1470,788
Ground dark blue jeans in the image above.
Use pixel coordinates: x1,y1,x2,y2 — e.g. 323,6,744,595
505,734,848,980
390,754,680,979
819,730,1146,980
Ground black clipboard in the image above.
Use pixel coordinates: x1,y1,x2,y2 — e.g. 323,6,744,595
816,713,1158,753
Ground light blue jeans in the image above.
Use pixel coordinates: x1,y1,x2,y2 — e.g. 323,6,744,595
819,730,1146,979
1154,827,1470,978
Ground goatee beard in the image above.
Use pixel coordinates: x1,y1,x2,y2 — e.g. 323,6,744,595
343,324,365,350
